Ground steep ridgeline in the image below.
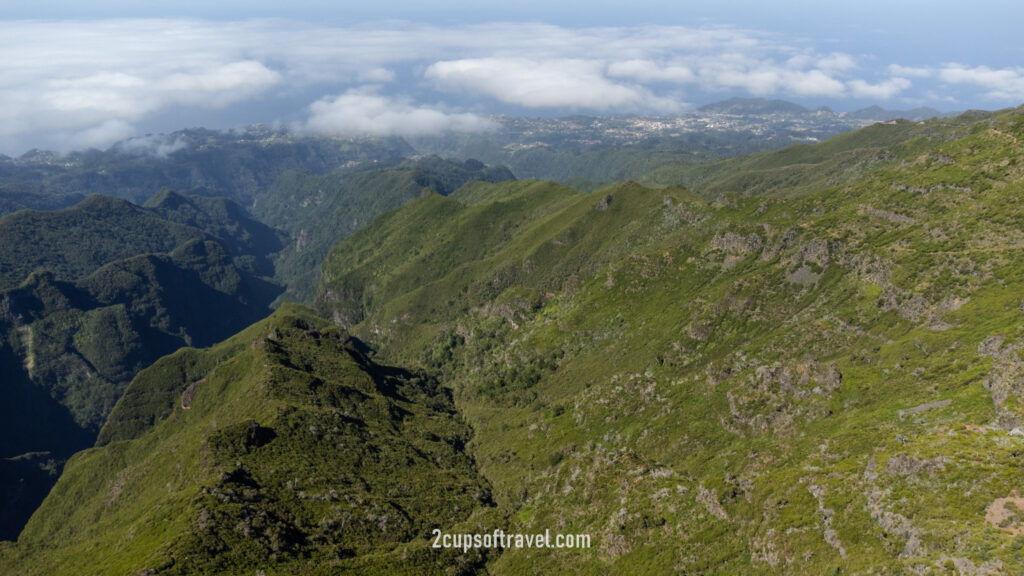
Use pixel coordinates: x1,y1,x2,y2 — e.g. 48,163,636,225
0,305,495,575
253,156,514,303
314,107,1024,573
0,128,414,214
0,191,282,540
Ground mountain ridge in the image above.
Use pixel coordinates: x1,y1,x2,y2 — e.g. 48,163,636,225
4,106,1024,574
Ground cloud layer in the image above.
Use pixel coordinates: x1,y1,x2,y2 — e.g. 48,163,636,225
302,88,495,137
0,19,1019,154
426,58,680,111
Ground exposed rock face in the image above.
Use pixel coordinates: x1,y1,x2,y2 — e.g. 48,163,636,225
712,232,764,256
806,482,847,559
688,321,712,341
866,489,926,560
295,228,311,252
978,336,1024,429
860,204,917,225
897,399,951,421
795,238,831,267
934,556,1004,576
697,485,728,520
786,265,820,285
885,454,948,478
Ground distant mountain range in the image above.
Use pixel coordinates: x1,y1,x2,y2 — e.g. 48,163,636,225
697,97,949,122
0,98,957,216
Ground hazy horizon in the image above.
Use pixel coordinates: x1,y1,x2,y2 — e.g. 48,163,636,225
2,1,1021,155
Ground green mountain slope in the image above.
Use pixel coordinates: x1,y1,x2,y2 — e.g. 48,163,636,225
0,192,283,430
8,107,1024,573
311,108,1024,573
253,156,514,303
1,305,494,575
0,192,283,540
655,112,991,196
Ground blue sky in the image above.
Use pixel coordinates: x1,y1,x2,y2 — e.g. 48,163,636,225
1,1,1022,154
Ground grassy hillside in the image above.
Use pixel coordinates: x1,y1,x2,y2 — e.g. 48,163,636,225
656,112,998,196
1,305,495,575
254,156,514,303
312,107,1024,573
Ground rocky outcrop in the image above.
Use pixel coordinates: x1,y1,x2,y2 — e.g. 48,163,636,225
885,454,948,478
978,336,1024,429
712,232,764,256
697,485,728,520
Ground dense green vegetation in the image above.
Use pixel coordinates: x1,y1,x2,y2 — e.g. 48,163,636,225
254,156,514,303
0,191,283,429
0,191,283,539
311,107,1024,573
2,305,494,575
0,154,515,541
5,106,1024,574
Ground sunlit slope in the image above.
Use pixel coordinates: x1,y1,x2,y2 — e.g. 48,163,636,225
255,156,514,303
316,108,1024,574
657,110,1006,197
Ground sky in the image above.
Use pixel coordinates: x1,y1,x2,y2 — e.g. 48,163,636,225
1,1,1023,155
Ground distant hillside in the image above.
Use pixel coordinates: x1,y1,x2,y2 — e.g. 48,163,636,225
0,191,282,291
0,98,942,219
845,105,947,122
254,155,515,303
0,127,414,213
698,97,812,115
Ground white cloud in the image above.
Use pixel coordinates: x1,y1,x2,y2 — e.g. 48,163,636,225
700,57,846,97
787,70,847,97
114,134,191,158
889,64,932,78
71,120,138,151
0,20,284,152
938,64,1024,101
358,68,396,83
0,18,1005,153
849,77,911,100
301,88,496,137
607,60,696,84
817,53,857,73
426,58,681,111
